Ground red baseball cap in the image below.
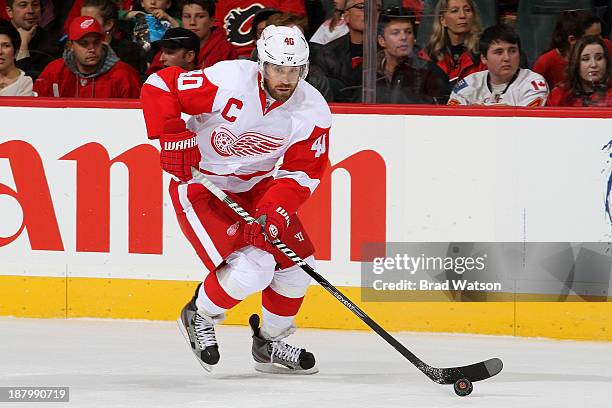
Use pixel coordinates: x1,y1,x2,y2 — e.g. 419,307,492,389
68,16,103,41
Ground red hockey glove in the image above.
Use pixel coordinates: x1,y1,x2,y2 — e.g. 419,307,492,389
244,203,291,252
160,118,201,181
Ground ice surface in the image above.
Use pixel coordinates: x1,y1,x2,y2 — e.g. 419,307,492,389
1,317,611,408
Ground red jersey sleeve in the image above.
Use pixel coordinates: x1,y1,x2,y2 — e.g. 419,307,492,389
140,66,219,139
257,126,330,215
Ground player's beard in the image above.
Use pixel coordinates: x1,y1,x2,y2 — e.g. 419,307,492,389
264,80,298,102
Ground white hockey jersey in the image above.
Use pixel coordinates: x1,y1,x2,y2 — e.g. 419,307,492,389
447,68,549,106
141,60,332,215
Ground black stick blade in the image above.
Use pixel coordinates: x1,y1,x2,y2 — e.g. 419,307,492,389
424,358,503,384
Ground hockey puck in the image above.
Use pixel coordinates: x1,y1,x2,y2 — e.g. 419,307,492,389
453,378,473,396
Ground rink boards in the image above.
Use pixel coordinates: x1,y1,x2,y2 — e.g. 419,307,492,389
1,100,612,340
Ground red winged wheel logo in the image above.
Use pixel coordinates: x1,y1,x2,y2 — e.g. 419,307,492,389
211,127,285,157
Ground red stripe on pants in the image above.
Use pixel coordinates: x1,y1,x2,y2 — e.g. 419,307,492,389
262,287,304,317
204,270,241,310
169,181,218,271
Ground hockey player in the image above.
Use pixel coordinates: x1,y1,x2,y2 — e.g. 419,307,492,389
448,24,549,106
140,25,331,374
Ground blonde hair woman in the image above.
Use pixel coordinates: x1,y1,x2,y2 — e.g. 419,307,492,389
422,0,484,86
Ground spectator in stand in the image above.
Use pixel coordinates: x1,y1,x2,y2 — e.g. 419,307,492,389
214,0,305,58
310,0,348,45
580,14,612,56
6,0,63,80
63,0,133,36
33,15,141,97
81,0,146,76
125,0,179,28
547,35,612,107
448,24,548,106
0,20,33,95
125,0,180,58
156,27,198,70
533,10,591,90
146,0,237,75
375,7,450,104
312,0,381,102
422,0,485,89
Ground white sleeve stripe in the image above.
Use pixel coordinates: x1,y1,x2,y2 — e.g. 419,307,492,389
144,73,171,93
275,170,320,193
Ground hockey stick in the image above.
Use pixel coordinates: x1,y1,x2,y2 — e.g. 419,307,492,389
190,168,503,385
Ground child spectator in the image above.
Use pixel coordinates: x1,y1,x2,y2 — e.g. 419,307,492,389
422,0,485,88
0,20,34,95
126,0,179,27
126,0,179,53
547,35,612,107
448,24,548,106
33,15,141,97
146,0,237,75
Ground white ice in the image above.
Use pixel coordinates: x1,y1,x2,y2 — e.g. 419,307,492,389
1,317,611,408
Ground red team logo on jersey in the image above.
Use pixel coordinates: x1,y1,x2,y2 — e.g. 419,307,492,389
211,127,285,157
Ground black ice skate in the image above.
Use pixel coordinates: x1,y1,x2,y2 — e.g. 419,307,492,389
177,283,220,372
249,314,318,375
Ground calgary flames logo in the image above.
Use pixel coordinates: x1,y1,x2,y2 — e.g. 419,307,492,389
224,3,264,47
211,127,285,157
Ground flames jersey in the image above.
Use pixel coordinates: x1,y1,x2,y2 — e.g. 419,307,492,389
448,68,549,107
140,60,331,215
214,1,306,57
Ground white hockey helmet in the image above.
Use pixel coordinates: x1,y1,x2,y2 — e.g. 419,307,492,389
256,25,309,81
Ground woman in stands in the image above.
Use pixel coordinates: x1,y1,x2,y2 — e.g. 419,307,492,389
0,21,33,96
422,0,484,88
533,10,590,90
547,35,612,107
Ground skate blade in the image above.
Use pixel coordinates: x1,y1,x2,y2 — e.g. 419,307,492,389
176,318,214,373
254,362,319,375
